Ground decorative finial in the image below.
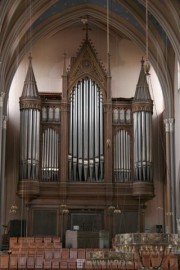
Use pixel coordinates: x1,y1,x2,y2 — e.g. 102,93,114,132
29,52,32,60
28,52,32,64
81,16,91,39
141,56,145,66
141,57,150,75
144,58,151,75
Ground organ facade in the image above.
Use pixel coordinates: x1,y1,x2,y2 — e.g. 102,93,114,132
18,35,154,245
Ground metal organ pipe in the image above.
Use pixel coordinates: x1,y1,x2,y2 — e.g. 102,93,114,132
20,107,41,180
117,132,120,180
89,80,94,179
27,109,33,179
68,95,73,180
114,130,131,182
56,134,58,173
133,110,152,182
36,111,40,164
69,78,104,181
32,109,36,179
42,132,45,179
99,93,104,180
84,79,89,181
41,128,59,181
127,131,129,180
142,111,146,180
142,111,146,162
133,113,138,180
124,131,127,179
146,112,152,181
120,130,123,179
23,111,27,178
50,129,52,179
19,57,41,184
78,82,83,180
114,133,117,181
73,87,78,180
94,85,100,181
137,112,142,179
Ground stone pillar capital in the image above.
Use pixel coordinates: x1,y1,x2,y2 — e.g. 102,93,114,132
3,116,7,129
0,92,5,107
164,118,174,132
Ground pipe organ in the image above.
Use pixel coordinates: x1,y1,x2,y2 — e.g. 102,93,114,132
19,56,41,198
68,78,104,182
40,95,61,182
112,104,132,183
133,111,152,181
41,127,59,181
20,108,40,180
132,59,153,182
113,129,131,182
18,38,154,238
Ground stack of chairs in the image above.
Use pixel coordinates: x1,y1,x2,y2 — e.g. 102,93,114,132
0,237,178,269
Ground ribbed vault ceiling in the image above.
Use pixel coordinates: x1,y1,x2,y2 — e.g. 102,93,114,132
0,0,179,117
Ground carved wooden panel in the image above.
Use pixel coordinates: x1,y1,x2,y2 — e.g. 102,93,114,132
32,209,58,236
113,211,138,234
68,211,103,231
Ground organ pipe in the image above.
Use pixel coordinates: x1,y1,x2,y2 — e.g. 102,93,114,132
41,128,59,181
114,130,131,182
20,106,41,180
73,87,78,180
78,82,83,180
89,81,94,179
19,55,41,200
69,78,104,181
69,95,73,180
100,94,104,180
83,79,89,181
133,110,152,181
132,59,153,182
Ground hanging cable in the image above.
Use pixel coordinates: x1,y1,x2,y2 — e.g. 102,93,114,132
106,0,111,78
107,0,109,56
145,0,149,61
144,0,150,75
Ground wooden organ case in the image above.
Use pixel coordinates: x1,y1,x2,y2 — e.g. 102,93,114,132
18,38,154,247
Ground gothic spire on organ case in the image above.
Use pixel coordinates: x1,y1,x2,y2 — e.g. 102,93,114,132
21,53,40,98
134,57,152,101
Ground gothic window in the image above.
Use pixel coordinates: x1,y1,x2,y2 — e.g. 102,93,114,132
113,109,119,124
54,107,60,122
42,107,47,122
48,107,53,121
126,109,131,123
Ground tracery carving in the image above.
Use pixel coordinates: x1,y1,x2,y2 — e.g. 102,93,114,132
67,38,107,98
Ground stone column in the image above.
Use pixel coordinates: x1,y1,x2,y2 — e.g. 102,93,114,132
60,54,68,201
0,92,5,240
164,118,176,233
104,62,112,185
1,117,7,223
0,93,4,177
